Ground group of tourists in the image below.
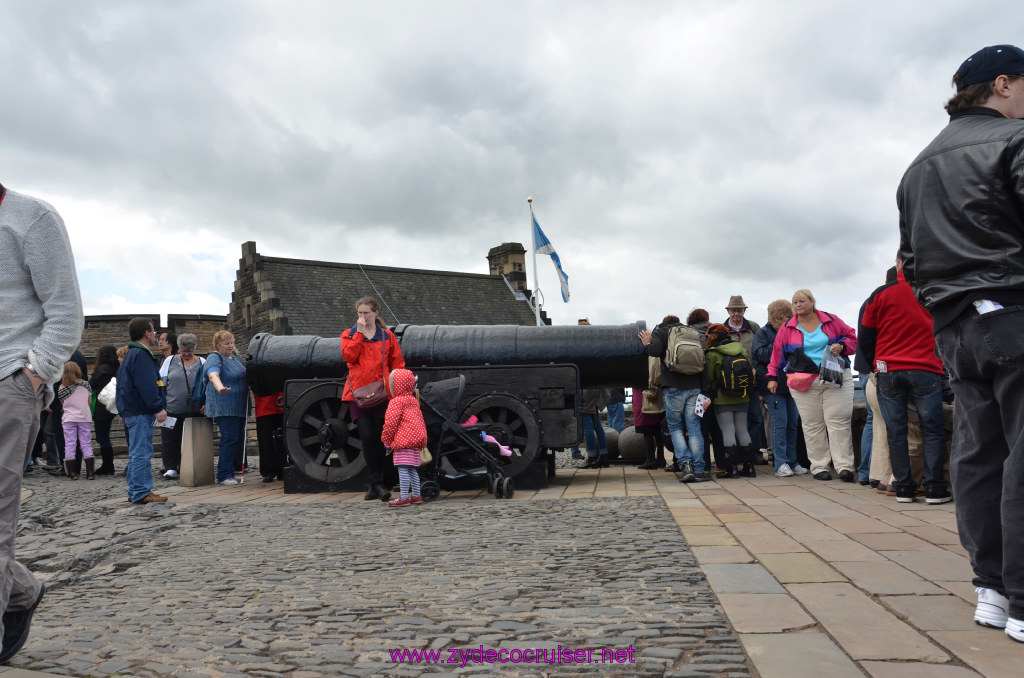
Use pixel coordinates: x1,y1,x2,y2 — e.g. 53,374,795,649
631,292,859,485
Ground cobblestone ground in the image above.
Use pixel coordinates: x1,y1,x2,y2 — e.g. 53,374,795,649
13,466,750,678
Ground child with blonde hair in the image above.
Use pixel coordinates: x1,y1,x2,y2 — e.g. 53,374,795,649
58,362,95,480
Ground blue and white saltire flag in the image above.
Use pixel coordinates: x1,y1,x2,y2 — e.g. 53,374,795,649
532,213,570,302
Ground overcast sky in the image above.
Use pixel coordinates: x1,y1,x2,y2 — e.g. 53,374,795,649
4,1,1020,333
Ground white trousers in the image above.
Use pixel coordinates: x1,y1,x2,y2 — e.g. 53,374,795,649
789,367,855,475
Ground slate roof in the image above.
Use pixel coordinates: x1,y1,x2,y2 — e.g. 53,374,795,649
257,254,545,336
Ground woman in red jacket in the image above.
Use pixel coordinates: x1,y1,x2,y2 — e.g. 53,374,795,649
341,296,406,501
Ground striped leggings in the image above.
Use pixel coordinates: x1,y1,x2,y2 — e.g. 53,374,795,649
397,466,420,499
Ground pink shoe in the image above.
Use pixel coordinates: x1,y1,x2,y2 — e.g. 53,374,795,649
388,497,411,507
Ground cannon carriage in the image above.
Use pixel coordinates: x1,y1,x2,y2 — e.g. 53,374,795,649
245,322,647,493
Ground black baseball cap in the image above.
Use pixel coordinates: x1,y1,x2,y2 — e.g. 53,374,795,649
955,45,1024,91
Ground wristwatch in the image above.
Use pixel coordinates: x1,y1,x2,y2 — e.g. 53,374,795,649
24,362,38,376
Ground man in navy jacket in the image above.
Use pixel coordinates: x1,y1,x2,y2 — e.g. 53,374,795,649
116,317,169,504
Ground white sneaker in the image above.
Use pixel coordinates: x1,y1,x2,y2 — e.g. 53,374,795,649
775,463,794,478
975,587,1009,629
162,470,179,479
791,464,809,475
219,478,238,486
1007,616,1024,642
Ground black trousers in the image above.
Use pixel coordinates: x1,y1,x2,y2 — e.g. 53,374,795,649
355,412,388,485
935,305,1024,619
256,413,285,477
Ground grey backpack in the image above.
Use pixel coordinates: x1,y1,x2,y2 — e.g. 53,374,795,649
664,325,706,375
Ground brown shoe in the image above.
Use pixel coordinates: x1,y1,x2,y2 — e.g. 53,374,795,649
875,483,897,496
133,492,168,504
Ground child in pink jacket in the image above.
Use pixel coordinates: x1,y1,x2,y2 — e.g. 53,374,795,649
381,369,427,507
57,362,95,480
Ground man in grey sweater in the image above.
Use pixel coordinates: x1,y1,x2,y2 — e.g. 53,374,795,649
0,182,83,663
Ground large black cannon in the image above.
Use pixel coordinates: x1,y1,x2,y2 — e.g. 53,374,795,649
245,323,647,492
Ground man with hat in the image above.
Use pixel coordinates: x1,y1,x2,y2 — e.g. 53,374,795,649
898,44,1024,642
722,296,764,458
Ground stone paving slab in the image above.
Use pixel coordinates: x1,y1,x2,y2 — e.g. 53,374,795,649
787,583,949,662
739,633,863,678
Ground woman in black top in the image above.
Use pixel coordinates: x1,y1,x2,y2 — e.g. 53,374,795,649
89,345,119,475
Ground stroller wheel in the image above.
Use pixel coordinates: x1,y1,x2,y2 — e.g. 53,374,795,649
421,480,441,503
492,475,504,498
501,477,515,499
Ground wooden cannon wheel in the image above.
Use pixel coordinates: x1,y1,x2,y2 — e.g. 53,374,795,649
459,392,543,479
283,381,366,482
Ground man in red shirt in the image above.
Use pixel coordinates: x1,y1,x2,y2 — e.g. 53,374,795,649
859,261,948,504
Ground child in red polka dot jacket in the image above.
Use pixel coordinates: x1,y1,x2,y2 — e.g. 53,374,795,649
381,368,427,507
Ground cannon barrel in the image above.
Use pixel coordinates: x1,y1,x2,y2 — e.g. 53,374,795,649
246,322,648,395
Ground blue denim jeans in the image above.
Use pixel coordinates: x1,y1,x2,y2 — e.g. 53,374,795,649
605,402,625,433
124,414,156,502
663,387,705,472
214,416,246,482
858,372,873,481
876,369,947,492
582,413,606,460
765,393,800,471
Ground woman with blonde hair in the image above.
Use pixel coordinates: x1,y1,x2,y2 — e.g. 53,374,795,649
767,289,858,481
204,330,249,485
753,300,806,477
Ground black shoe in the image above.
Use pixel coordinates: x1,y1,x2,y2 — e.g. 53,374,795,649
598,455,610,468
838,469,854,482
859,478,871,486
637,459,657,469
0,582,45,664
374,483,392,502
262,475,275,483
896,485,917,503
680,462,696,483
813,471,832,481
663,463,680,472
692,471,712,482
94,466,115,476
869,479,880,489
925,488,953,505
364,486,380,501
739,463,757,478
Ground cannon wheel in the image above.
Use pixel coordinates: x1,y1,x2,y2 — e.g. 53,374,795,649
283,381,366,482
459,393,543,480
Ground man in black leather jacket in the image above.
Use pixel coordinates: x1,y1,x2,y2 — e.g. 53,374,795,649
897,44,1024,643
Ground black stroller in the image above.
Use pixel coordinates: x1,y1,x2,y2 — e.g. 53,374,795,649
418,375,516,501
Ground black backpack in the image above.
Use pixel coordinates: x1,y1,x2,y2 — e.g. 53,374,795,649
719,352,754,398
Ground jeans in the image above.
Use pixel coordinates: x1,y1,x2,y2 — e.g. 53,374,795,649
583,413,606,459
935,306,1024,618
876,369,947,492
605,402,625,433
214,416,245,482
124,414,156,502
858,372,873,481
765,393,800,471
663,387,705,472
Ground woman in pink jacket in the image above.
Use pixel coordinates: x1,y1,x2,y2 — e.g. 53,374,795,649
766,289,858,482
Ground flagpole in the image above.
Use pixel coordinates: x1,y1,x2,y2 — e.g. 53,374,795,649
528,196,541,326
